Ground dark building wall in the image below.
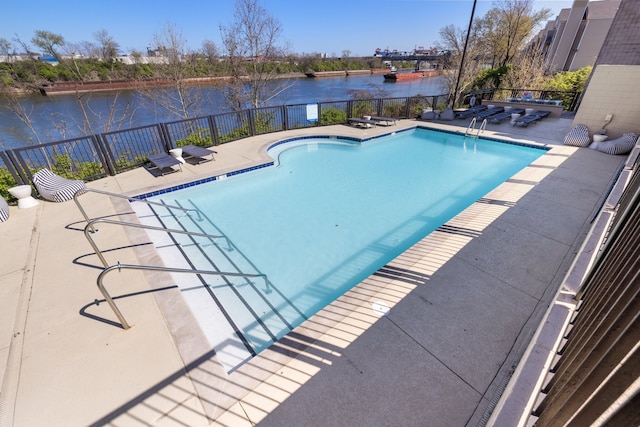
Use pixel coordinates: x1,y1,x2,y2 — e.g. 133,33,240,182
595,0,640,65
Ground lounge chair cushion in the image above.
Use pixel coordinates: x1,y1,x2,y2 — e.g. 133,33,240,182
32,168,87,202
0,197,9,222
591,133,638,155
440,108,455,121
421,109,439,120
563,124,591,147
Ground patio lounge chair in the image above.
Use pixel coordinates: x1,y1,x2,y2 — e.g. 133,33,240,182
32,168,87,202
348,117,377,128
512,110,550,127
181,144,216,163
473,106,504,120
370,116,398,126
489,108,525,124
147,153,183,175
454,105,487,119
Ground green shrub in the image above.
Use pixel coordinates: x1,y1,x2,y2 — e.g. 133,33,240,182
0,167,19,202
50,154,103,180
352,101,374,117
176,128,213,147
321,108,347,125
220,125,250,143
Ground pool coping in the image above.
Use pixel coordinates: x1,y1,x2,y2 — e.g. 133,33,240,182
134,125,550,200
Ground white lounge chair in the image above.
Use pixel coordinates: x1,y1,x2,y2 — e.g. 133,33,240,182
32,168,87,202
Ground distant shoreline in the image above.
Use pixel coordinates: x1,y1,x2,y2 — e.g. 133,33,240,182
37,70,399,96
38,73,309,96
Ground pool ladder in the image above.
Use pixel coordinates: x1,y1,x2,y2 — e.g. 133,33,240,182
465,117,487,139
74,188,270,329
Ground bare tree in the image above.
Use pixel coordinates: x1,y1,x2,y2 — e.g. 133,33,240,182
31,30,65,60
0,38,11,58
202,39,219,65
502,43,550,89
136,23,206,120
437,0,551,104
0,95,46,146
13,34,35,57
94,29,120,62
220,0,293,111
490,0,551,67
64,40,99,58
437,24,484,104
72,91,136,136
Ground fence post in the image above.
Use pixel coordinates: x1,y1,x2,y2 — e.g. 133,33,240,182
92,134,116,176
158,123,172,151
0,151,27,185
247,110,256,136
282,105,289,131
207,115,220,146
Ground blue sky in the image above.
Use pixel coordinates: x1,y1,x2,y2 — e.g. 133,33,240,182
2,0,574,57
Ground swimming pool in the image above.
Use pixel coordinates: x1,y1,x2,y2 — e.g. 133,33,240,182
133,127,546,372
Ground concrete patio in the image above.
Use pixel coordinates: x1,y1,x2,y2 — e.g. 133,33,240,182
0,116,628,426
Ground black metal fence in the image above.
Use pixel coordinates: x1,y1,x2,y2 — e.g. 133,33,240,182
465,88,581,111
0,90,577,199
0,95,437,192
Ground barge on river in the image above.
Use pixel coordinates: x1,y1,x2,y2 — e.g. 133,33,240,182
38,76,233,96
383,69,443,82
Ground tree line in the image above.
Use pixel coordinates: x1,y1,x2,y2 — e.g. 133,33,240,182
437,0,591,104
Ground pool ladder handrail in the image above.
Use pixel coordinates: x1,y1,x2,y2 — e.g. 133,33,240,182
84,217,233,268
465,117,477,136
464,117,487,139
477,118,487,137
99,263,269,330
76,189,271,330
83,218,270,330
74,187,203,234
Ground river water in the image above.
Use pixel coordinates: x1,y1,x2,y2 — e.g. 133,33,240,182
0,74,446,150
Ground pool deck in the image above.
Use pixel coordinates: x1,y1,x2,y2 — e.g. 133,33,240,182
0,116,629,426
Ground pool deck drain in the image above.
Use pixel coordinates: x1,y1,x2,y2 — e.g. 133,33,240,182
0,118,628,426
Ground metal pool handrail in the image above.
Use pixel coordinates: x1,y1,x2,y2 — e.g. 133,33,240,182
83,218,232,268
476,118,487,138
465,117,477,136
74,187,202,233
83,218,270,329
98,263,269,329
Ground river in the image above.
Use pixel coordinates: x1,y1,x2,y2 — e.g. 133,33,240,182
0,74,446,150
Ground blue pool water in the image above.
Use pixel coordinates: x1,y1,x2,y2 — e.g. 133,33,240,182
138,127,545,371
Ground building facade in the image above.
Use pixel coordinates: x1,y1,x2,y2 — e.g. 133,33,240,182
572,0,640,138
529,0,621,72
